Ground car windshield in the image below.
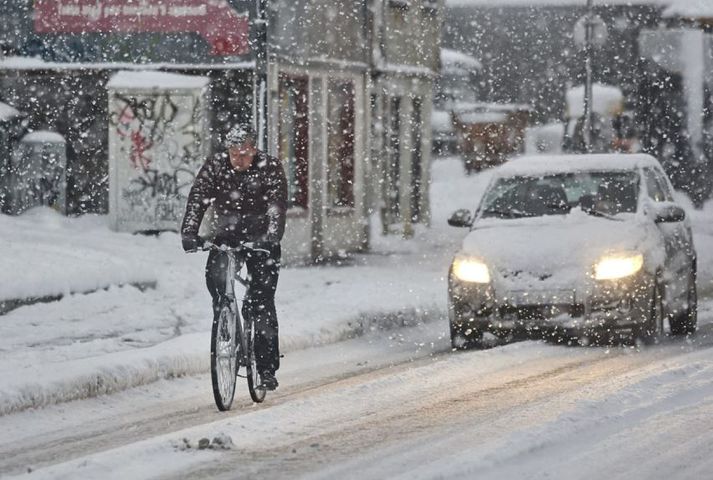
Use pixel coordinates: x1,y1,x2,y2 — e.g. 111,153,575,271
479,170,640,219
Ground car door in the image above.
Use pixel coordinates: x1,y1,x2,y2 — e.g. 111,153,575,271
643,166,692,309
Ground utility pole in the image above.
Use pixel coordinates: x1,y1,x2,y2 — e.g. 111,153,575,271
254,0,268,151
583,0,593,152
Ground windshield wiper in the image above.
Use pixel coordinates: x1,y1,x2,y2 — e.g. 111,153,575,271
482,207,534,219
582,207,624,222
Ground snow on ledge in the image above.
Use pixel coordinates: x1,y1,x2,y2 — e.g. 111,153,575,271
664,0,713,18
0,56,254,71
0,101,20,121
566,83,623,119
22,131,66,144
107,70,210,90
379,63,436,77
441,48,482,72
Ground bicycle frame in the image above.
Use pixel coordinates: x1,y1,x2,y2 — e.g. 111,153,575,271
205,242,268,406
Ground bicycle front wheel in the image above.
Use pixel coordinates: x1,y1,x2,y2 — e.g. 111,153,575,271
211,304,238,411
244,318,266,403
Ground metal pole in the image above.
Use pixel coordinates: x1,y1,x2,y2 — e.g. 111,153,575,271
254,0,268,151
583,0,593,152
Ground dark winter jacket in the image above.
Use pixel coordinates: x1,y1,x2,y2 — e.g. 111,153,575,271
181,150,288,245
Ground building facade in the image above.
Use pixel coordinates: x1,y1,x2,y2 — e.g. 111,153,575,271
370,0,443,237
269,0,443,261
0,0,443,261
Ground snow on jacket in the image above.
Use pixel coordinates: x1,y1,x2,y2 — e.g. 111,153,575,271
181,150,288,245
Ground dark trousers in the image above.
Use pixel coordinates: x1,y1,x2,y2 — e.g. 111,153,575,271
205,245,281,374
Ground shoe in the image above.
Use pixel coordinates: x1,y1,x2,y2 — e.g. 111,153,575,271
260,372,278,391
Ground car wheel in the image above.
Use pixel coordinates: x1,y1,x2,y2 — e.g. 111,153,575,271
449,320,483,350
670,267,697,336
636,281,664,345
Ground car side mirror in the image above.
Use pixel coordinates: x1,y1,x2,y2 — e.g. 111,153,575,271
654,204,686,223
579,194,595,213
448,209,472,228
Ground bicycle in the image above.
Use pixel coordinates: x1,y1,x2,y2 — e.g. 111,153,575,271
201,242,269,410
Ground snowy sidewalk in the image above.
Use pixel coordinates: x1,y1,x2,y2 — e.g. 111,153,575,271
0,159,494,415
0,210,158,314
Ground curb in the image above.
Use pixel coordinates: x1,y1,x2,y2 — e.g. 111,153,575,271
0,305,445,416
0,281,158,316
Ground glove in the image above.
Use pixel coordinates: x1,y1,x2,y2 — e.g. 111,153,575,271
253,238,278,252
182,234,204,253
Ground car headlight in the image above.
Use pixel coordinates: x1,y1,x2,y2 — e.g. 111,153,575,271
452,256,491,283
593,252,643,280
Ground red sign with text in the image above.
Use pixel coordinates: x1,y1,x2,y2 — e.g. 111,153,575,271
34,0,250,56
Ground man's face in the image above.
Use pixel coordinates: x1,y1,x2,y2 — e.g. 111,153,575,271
228,141,257,172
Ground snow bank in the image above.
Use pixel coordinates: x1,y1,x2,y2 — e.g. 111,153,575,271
0,306,443,416
0,208,156,304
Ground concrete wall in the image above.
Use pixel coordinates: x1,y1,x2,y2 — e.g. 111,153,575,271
382,0,441,72
270,0,368,65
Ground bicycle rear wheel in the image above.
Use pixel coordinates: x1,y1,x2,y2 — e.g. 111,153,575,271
244,318,266,403
211,304,238,411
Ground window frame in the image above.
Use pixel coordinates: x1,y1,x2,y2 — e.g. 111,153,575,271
326,78,356,211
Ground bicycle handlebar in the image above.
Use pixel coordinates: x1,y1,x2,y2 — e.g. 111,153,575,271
200,241,271,255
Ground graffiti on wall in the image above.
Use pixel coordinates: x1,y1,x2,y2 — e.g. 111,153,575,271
110,90,206,229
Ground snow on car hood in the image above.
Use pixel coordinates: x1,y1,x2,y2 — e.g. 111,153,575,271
460,210,649,289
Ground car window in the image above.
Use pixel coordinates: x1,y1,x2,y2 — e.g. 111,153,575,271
480,170,639,219
644,167,672,202
653,168,674,202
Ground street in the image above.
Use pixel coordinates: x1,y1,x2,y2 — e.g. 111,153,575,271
3,298,713,479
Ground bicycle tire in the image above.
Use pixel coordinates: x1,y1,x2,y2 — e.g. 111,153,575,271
211,304,238,411
244,317,266,403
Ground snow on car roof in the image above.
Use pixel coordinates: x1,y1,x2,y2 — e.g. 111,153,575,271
494,154,660,177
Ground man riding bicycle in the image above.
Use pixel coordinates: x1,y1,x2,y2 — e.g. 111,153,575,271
181,124,287,391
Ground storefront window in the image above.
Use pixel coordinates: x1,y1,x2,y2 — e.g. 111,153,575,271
278,74,309,209
327,80,355,208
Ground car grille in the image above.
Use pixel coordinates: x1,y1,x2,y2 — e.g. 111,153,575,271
499,304,585,320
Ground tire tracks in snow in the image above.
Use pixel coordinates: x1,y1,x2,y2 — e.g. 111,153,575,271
3,324,712,478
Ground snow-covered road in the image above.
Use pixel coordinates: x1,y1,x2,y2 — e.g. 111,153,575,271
3,301,713,479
